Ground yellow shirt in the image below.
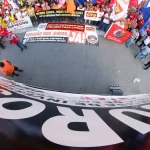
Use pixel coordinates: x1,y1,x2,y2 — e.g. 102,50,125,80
9,14,16,22
1,20,7,28
27,7,35,17
18,0,23,6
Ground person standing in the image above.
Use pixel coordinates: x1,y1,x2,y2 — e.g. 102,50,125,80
8,32,27,51
138,36,150,48
27,5,37,25
135,45,150,59
135,28,147,44
98,12,110,32
144,61,150,70
0,60,23,77
126,28,139,48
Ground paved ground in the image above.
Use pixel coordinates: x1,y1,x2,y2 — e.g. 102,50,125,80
0,29,150,95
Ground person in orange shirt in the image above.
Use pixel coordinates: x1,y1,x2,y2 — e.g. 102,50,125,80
0,60,23,77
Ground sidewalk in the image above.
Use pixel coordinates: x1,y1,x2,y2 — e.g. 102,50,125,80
1,27,150,95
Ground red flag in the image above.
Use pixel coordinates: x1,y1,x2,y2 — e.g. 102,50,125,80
109,0,116,8
129,0,138,7
4,0,9,8
104,23,131,44
67,0,76,14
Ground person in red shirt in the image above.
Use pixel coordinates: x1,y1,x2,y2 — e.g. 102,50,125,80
137,19,144,28
8,32,27,51
147,25,150,35
0,60,23,77
34,3,42,12
0,26,9,37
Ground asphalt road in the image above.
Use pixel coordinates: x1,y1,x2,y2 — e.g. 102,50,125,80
0,32,149,95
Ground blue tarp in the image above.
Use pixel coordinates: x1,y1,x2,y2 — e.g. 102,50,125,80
140,0,150,30
141,0,150,22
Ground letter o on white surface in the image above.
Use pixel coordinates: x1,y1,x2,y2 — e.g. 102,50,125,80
0,98,45,119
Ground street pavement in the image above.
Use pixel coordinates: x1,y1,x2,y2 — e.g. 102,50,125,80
0,30,149,95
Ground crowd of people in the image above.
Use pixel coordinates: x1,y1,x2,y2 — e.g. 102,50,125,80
0,0,149,73
0,0,147,28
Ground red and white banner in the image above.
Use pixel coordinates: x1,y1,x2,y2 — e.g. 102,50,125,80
45,22,85,32
104,23,131,44
23,30,99,46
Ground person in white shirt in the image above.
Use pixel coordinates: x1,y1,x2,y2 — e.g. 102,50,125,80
22,9,28,18
126,28,139,48
98,8,104,21
77,4,85,11
4,14,10,23
135,45,150,60
77,5,85,23
96,8,104,26
98,12,110,32
15,9,22,20
139,36,150,48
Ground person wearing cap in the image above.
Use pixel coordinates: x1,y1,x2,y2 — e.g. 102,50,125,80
0,60,23,77
8,31,27,51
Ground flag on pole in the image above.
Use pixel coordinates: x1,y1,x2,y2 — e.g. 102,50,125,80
67,0,76,14
110,0,130,21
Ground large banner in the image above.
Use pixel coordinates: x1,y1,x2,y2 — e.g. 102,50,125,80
45,22,85,32
0,76,150,149
7,16,33,31
23,29,99,46
104,23,131,44
35,10,84,19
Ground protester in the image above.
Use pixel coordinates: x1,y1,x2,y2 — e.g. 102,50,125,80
0,25,9,38
98,12,110,32
9,31,27,51
0,59,23,77
144,61,150,70
135,45,150,59
138,36,150,48
77,4,85,11
135,28,147,44
15,8,22,20
124,18,131,30
137,17,144,29
96,8,104,26
27,5,37,25
126,28,139,48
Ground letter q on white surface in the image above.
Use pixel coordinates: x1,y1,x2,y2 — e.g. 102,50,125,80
0,98,45,119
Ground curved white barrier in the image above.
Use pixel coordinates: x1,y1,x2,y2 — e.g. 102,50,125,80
0,76,149,148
